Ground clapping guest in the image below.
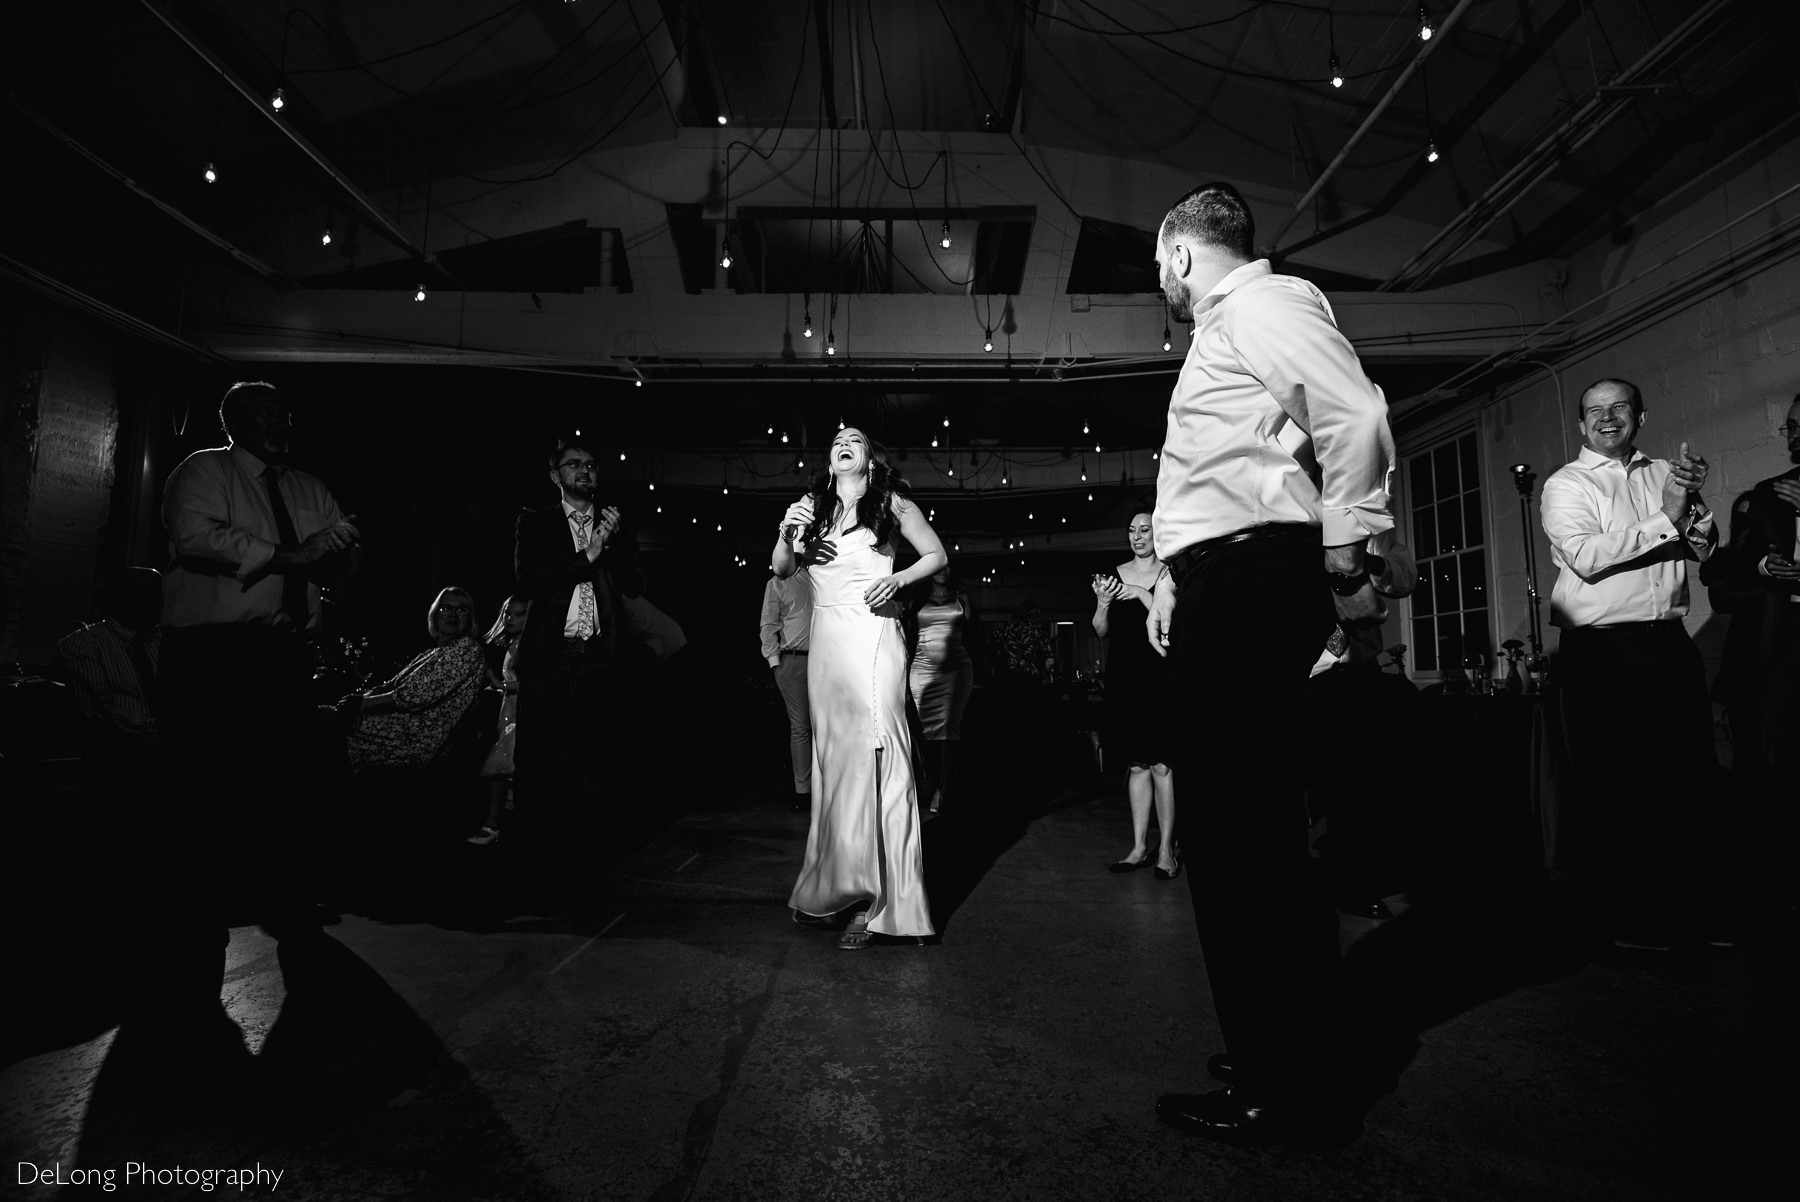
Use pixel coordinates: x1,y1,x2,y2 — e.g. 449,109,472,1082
468,596,528,845
906,566,976,815
1091,512,1178,878
340,586,486,768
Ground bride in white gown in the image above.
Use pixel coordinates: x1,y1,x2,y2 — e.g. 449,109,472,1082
772,427,948,949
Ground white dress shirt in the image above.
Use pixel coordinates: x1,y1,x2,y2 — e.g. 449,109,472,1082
759,571,813,665
1541,446,1716,627
561,497,599,639
1154,259,1395,558
161,444,343,630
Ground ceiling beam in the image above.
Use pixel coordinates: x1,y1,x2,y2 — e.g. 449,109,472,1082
8,99,299,290
1379,0,1736,292
0,254,233,365
136,0,451,282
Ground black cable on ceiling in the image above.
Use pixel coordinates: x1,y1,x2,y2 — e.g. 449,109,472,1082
284,0,536,75
928,0,1082,223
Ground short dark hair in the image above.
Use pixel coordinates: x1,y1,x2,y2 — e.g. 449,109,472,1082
219,381,281,433
1576,378,1643,421
1161,182,1255,259
548,435,596,473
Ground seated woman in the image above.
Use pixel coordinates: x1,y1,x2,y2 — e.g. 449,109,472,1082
342,586,487,769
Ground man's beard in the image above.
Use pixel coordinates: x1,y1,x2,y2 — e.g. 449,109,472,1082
1162,268,1191,323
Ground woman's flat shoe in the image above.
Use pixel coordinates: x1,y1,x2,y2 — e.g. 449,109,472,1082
1109,856,1153,873
1154,860,1182,880
837,910,872,950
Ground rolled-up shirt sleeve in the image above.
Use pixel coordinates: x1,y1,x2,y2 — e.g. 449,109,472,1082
760,580,782,662
1228,285,1395,546
1541,470,1682,581
163,454,277,581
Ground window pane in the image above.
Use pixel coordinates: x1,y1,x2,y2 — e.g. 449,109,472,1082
1433,443,1459,501
1462,491,1484,548
1433,558,1459,614
1459,433,1479,490
1462,609,1491,658
1412,617,1436,671
1460,548,1486,610
1414,504,1438,559
1439,620,1464,667
1438,502,1461,553
1410,454,1433,507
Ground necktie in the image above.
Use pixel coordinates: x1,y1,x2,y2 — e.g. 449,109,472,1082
570,512,599,639
262,466,311,629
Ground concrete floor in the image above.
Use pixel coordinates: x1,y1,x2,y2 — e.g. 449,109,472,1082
2,775,1789,1201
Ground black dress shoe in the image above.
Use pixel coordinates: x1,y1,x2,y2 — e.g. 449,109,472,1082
1156,1088,1360,1148
1206,1053,1233,1084
1108,856,1153,873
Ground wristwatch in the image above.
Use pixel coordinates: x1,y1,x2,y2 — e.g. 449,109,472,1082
1325,568,1369,597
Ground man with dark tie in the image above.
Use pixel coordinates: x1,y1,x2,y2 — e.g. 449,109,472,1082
512,436,646,913
154,380,360,1027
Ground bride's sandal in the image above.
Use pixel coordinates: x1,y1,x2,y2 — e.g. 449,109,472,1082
837,909,872,950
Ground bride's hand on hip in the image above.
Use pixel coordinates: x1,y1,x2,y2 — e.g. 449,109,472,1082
864,574,901,608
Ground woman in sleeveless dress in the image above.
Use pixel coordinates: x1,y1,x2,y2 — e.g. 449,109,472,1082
772,427,949,949
907,567,976,815
1091,512,1180,878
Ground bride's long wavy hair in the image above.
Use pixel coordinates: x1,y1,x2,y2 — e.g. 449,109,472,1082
802,431,912,546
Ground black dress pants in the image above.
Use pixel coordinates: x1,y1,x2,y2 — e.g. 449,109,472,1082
1553,620,1714,941
1170,535,1339,1105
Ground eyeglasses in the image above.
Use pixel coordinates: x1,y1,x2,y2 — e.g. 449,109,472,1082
1780,423,1800,436
557,459,597,472
434,603,472,614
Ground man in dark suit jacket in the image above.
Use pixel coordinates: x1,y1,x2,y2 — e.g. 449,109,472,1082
1724,395,1800,773
512,436,647,898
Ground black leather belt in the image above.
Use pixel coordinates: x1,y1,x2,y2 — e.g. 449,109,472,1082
780,648,808,656
1167,522,1319,579
1581,618,1684,633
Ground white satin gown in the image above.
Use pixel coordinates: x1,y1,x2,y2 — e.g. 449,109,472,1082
786,524,934,937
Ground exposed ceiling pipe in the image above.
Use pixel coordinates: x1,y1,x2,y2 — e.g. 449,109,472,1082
9,99,298,290
1380,0,1735,292
137,0,452,282
0,253,233,364
1263,0,1477,250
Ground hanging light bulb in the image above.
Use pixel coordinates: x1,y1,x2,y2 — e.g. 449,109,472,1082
1426,141,1440,164
269,87,285,112
1151,450,1159,460
983,329,994,353
940,220,952,249
1082,420,1090,435
1418,5,1434,40
802,314,813,339
1329,56,1344,88
932,435,939,447
719,238,733,270
781,432,790,444
838,417,845,429
619,452,627,461
943,417,950,427
1088,492,1094,502
413,284,427,302
1163,327,1172,352
203,162,218,184
717,114,729,125
320,223,333,247
635,378,643,387
827,330,836,355
1094,443,1101,454
648,481,655,491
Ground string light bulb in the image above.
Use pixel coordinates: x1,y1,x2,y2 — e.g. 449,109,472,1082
203,162,218,184
983,329,993,353
1418,5,1434,41
717,114,728,125
802,314,813,339
413,284,427,302
1427,141,1440,164
719,238,733,270
827,329,836,355
320,223,332,247
940,221,952,249
269,87,285,112
1330,56,1344,88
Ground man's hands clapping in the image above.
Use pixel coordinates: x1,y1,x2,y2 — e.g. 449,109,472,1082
1661,442,1709,525
584,506,621,561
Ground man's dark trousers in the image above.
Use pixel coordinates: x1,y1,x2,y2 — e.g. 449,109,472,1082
1170,534,1340,1106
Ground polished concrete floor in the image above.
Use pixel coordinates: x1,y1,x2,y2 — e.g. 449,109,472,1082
2,769,1789,1201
